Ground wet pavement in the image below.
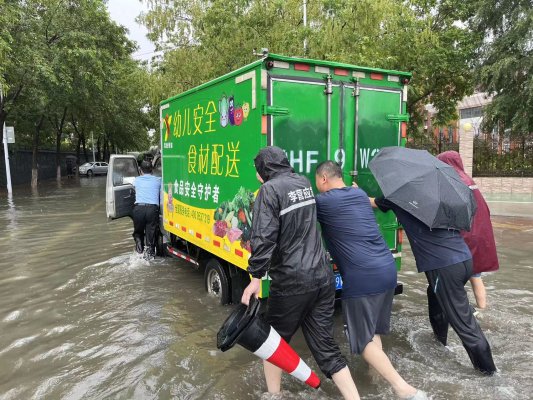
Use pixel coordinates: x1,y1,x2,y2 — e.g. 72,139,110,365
0,177,532,399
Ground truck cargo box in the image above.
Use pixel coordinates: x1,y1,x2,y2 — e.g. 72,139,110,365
109,53,411,303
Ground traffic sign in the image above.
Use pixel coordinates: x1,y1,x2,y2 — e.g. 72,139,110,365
5,126,14,143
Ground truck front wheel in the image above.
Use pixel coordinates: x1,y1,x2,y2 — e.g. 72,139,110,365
204,259,230,305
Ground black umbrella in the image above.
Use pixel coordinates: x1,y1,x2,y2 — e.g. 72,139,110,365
368,147,477,231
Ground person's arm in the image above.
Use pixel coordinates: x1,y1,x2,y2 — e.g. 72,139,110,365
315,194,325,224
242,185,280,304
158,177,162,205
373,196,392,213
350,182,377,208
247,184,280,278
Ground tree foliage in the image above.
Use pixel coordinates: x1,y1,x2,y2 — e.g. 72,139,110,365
1,0,153,185
475,0,532,135
140,0,482,136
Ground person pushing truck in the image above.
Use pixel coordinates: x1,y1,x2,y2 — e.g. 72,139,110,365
106,51,411,303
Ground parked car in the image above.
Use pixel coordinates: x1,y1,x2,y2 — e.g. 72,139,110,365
79,162,108,176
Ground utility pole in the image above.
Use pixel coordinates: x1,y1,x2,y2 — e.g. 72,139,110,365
1,87,13,194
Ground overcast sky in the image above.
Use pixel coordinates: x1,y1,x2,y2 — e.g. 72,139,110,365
106,0,156,60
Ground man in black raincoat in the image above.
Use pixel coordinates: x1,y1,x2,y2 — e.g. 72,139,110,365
241,146,360,399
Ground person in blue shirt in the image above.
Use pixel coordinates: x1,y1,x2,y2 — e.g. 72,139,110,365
372,196,496,375
315,161,427,400
132,161,161,260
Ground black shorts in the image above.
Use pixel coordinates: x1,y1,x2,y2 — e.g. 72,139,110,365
342,289,394,355
266,284,347,378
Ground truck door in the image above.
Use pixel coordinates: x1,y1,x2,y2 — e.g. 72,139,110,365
268,76,404,257
269,78,330,187
355,86,404,255
106,155,139,219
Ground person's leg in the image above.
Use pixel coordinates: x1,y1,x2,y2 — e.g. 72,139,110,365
144,205,159,257
470,275,487,309
132,205,146,253
430,261,496,374
263,294,309,394
425,272,449,345
351,291,421,398
302,285,359,399
361,336,417,398
331,366,360,400
263,361,283,393
372,334,382,350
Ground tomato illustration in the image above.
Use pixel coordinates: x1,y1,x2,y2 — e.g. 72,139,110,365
234,106,243,126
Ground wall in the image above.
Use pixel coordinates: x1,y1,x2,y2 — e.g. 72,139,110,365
459,122,533,196
475,177,533,195
0,148,89,187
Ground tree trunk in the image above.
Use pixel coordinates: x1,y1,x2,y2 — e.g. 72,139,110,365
103,137,108,162
97,135,102,161
54,107,68,181
72,115,82,173
81,134,88,163
76,135,81,166
56,136,61,181
0,112,6,132
32,115,45,189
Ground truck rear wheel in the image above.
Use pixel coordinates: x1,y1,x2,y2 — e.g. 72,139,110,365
204,258,230,305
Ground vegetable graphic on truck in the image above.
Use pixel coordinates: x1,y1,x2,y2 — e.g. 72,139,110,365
106,52,411,305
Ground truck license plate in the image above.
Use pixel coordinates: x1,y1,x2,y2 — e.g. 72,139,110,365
334,274,343,290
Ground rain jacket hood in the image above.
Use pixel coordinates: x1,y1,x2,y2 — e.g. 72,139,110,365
248,146,332,296
254,146,294,182
437,151,499,273
437,151,475,186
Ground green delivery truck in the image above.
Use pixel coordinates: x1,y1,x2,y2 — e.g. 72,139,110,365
106,52,411,305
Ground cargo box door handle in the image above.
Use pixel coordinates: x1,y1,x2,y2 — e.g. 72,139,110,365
386,114,409,122
262,105,290,116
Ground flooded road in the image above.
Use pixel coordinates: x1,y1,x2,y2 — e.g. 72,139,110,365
0,177,532,400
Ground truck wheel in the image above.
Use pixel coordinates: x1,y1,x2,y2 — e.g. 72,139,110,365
204,259,230,305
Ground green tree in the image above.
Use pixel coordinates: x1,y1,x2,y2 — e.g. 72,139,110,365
475,0,532,135
140,0,481,137
2,0,153,187
0,1,11,86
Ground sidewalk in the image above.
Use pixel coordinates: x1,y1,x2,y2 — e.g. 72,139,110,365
485,193,533,218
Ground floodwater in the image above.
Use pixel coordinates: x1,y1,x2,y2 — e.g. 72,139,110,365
0,177,532,400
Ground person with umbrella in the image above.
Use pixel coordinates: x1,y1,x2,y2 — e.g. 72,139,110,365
437,150,499,312
368,147,497,375
315,160,428,400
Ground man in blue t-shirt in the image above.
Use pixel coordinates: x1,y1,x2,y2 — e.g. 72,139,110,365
132,161,161,260
373,196,496,375
315,161,427,400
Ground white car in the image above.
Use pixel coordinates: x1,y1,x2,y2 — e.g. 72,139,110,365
79,162,108,176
